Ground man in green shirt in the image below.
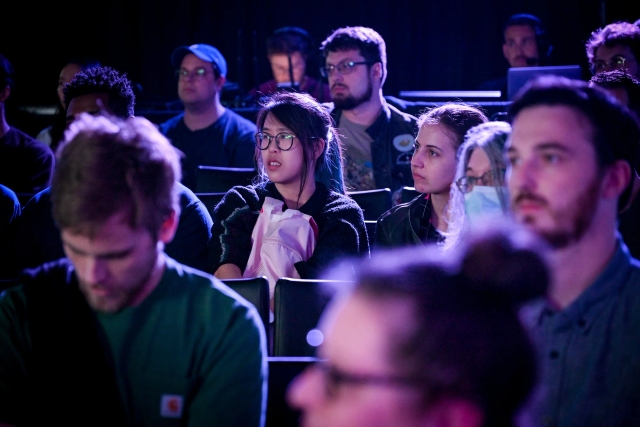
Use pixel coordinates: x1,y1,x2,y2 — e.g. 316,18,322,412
0,113,267,426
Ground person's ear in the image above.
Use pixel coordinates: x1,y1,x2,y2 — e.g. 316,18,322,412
313,138,325,161
215,75,227,91
602,159,632,200
158,209,179,245
371,62,383,83
0,85,10,103
502,43,510,61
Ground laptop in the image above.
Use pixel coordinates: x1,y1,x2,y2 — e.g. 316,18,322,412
507,65,583,100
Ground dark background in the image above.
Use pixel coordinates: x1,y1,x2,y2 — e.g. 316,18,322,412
1,0,637,135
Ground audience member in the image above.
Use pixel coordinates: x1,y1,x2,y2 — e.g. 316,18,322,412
15,66,213,272
375,104,487,248
588,70,640,258
159,43,256,191
287,221,549,427
320,26,417,193
444,120,511,251
35,56,101,151
0,53,55,203
0,113,267,426
209,91,368,310
0,184,20,281
507,75,640,426
479,13,552,98
248,26,330,103
585,21,640,79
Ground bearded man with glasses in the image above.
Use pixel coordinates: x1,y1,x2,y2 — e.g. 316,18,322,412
159,44,256,192
320,27,417,196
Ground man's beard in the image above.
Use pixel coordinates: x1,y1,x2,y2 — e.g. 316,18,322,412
513,175,601,249
332,79,373,110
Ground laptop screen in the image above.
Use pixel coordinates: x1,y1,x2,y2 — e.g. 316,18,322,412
507,65,583,100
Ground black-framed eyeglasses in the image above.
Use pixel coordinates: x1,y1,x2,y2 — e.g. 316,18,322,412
175,67,212,80
456,169,505,193
320,61,373,78
255,132,296,151
311,360,422,399
590,55,637,75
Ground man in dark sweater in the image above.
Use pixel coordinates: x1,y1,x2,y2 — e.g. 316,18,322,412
0,53,55,204
15,66,213,273
159,44,256,191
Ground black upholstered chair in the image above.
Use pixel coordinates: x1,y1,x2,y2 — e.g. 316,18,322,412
266,356,318,427
222,276,270,340
194,192,226,215
273,278,350,357
195,165,257,193
401,186,422,204
347,188,392,221
365,220,377,246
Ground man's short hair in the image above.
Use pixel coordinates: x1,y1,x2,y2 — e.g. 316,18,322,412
320,26,387,85
589,69,640,113
585,21,640,65
0,53,15,90
63,66,136,118
508,75,640,209
267,26,313,57
52,114,181,238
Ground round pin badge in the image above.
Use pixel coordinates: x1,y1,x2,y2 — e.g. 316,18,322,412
393,134,414,152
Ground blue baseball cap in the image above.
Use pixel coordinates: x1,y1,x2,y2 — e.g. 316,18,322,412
171,44,227,77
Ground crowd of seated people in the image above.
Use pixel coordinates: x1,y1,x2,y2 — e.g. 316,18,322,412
1,16,640,427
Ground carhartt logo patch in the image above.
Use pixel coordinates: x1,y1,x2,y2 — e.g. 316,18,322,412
160,394,184,418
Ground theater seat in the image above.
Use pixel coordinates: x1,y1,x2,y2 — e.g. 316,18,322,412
222,276,270,342
401,186,421,204
194,192,226,215
365,220,377,246
195,165,257,193
273,278,350,357
347,188,392,221
266,356,318,427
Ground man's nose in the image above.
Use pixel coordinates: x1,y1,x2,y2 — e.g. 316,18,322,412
82,257,109,284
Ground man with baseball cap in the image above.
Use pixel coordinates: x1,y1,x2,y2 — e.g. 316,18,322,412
159,44,256,191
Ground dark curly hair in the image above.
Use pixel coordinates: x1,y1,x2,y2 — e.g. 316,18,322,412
63,65,135,118
585,21,640,66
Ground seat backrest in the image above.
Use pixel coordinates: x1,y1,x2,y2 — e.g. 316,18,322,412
364,220,377,246
195,192,226,215
401,186,421,204
347,188,392,221
266,356,318,427
273,278,350,357
222,276,270,339
195,165,257,193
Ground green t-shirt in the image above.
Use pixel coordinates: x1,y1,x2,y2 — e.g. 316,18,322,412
0,256,268,427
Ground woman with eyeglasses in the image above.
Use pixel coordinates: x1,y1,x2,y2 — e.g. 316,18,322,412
443,121,511,251
375,103,487,249
208,91,368,308
287,221,548,427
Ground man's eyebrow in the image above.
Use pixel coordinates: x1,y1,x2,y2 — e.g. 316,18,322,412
62,240,134,259
533,142,573,153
